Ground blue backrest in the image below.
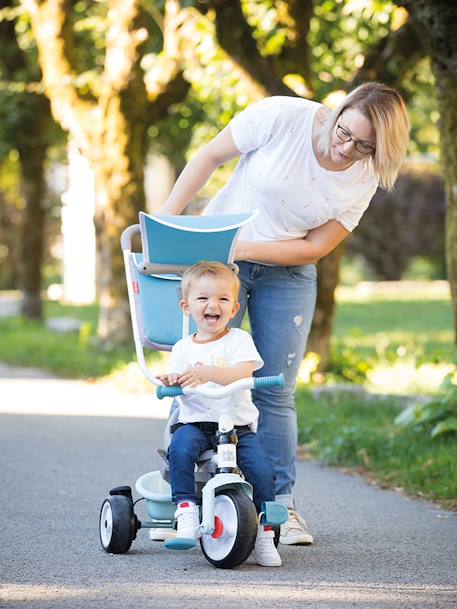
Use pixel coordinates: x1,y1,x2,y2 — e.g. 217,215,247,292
133,211,256,350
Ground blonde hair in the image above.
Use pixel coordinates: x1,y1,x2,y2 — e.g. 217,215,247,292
316,82,410,191
181,261,240,301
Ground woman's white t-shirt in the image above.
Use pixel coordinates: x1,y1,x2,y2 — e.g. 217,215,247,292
168,328,264,430
205,96,378,241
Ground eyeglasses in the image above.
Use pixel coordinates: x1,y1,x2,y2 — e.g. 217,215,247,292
336,124,376,156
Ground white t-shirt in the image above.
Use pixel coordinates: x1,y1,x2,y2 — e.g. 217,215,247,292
205,96,378,241
168,328,264,430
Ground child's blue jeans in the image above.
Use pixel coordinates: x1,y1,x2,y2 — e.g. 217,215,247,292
168,422,275,512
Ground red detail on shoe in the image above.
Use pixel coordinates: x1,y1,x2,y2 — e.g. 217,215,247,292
133,281,139,293
264,525,273,531
211,516,224,538
179,502,190,508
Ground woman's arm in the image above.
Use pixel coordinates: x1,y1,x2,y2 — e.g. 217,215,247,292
162,127,241,215
234,220,350,266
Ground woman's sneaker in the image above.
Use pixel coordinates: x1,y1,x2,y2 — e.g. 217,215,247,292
175,501,200,539
149,528,177,541
279,509,314,545
253,524,281,567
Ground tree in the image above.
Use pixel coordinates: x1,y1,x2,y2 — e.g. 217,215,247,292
0,0,54,319
396,0,457,345
22,0,190,341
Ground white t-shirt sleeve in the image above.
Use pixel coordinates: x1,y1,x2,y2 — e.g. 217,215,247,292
228,330,264,371
229,98,279,154
335,180,378,232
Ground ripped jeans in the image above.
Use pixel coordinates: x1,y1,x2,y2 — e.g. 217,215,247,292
230,262,317,509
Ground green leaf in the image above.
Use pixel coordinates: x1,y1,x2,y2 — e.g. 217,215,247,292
431,418,457,438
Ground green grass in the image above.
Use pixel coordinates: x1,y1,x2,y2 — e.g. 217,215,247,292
0,301,145,378
334,298,454,363
296,389,457,507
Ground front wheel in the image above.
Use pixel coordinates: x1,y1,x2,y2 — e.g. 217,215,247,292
200,490,257,569
99,495,136,554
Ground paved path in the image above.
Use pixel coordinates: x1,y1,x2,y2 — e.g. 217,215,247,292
0,365,456,609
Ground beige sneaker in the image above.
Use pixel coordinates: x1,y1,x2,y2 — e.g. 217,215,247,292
149,528,177,541
253,524,282,567
279,509,314,545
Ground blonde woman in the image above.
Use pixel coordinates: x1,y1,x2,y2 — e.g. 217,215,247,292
160,82,410,545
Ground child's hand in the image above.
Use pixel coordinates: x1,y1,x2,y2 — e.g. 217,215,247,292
157,373,180,387
177,365,212,387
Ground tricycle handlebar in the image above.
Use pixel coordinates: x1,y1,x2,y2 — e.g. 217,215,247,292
156,374,285,400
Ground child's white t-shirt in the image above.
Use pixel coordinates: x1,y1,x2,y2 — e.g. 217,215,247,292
168,328,263,430
205,96,378,242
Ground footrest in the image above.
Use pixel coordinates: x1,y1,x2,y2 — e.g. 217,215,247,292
164,537,197,550
260,501,288,526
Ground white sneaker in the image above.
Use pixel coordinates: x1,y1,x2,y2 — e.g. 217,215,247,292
175,501,200,539
149,528,177,541
280,509,314,545
253,524,281,567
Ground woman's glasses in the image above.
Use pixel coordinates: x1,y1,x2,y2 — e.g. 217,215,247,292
336,124,376,156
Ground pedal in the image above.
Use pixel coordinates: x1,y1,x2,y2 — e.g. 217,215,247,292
260,501,288,526
164,537,197,550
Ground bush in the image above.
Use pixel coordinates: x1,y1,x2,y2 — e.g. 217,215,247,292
395,363,457,438
347,162,446,280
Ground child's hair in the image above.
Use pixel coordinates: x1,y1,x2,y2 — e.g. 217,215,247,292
181,261,240,301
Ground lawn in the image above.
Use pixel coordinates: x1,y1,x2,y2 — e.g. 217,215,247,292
295,389,457,508
334,298,454,362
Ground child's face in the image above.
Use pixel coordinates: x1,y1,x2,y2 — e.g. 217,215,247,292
181,274,240,339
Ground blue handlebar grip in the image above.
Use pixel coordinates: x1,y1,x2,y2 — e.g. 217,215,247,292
254,373,285,389
156,386,184,399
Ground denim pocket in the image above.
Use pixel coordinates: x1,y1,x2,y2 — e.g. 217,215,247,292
285,264,317,281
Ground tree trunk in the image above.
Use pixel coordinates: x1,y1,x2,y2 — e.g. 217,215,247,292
94,105,147,344
17,133,49,320
307,246,345,371
398,0,457,344
442,79,457,344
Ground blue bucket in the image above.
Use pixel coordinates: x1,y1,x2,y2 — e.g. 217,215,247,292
135,471,175,521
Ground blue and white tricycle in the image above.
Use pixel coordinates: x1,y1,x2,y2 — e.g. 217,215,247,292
98,212,288,569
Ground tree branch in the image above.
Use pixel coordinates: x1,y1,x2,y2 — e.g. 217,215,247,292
349,17,425,95
274,0,314,89
206,0,294,96
22,0,95,155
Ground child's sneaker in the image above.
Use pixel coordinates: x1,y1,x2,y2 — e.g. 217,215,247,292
175,501,200,539
253,524,281,567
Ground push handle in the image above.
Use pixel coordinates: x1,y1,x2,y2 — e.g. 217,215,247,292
254,373,285,389
157,386,184,399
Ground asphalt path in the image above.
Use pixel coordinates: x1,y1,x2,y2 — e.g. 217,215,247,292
1,370,456,609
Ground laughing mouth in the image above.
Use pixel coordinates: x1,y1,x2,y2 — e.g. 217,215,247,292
204,314,220,321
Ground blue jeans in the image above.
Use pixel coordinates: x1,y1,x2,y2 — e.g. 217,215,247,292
230,262,317,509
168,423,275,512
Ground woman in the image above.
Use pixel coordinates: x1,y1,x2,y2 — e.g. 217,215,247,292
160,82,410,545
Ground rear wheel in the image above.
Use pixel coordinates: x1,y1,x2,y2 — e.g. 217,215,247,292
99,495,136,554
200,490,257,569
